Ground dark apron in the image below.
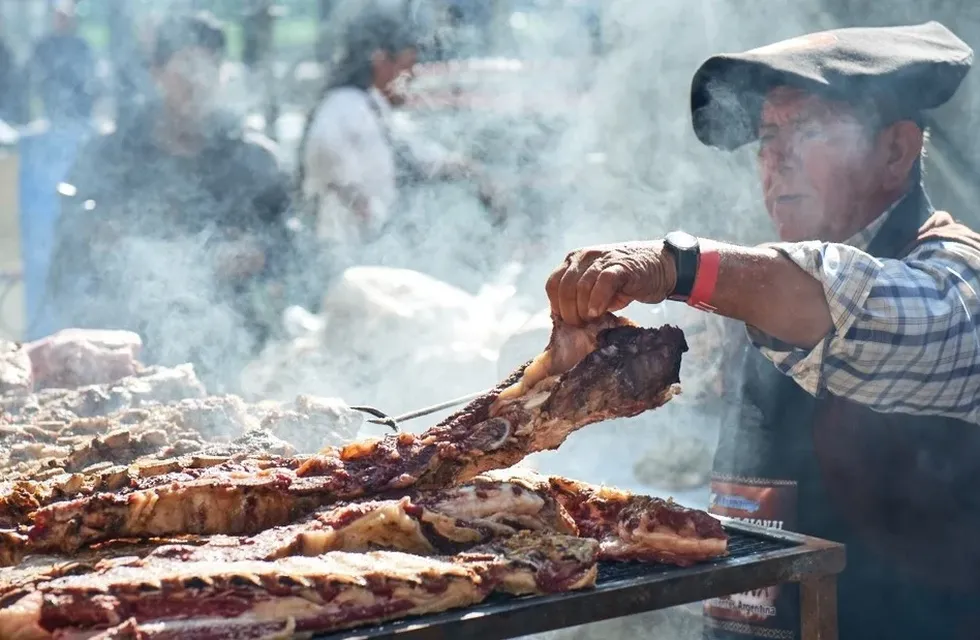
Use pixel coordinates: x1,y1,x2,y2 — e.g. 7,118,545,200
704,184,980,639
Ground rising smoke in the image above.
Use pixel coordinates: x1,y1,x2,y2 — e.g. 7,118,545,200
132,0,979,500
34,1,980,637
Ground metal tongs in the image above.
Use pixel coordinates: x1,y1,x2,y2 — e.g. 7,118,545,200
351,388,492,433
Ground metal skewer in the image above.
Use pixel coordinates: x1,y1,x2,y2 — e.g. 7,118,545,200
353,388,493,432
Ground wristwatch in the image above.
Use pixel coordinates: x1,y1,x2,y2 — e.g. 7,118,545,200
663,231,701,301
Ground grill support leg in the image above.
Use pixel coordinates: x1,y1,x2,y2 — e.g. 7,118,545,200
800,575,838,640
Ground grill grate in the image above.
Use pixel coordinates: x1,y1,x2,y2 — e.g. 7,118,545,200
311,528,799,639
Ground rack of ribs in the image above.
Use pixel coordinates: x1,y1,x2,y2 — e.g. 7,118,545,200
0,532,599,640
14,314,688,560
138,469,727,568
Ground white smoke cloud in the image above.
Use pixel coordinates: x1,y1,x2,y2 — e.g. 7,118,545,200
28,1,978,637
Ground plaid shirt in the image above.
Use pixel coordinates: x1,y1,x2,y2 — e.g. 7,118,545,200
747,199,980,426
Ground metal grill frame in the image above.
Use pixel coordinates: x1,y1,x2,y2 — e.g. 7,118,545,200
312,518,845,640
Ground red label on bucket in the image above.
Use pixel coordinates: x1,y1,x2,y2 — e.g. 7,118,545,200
703,475,799,640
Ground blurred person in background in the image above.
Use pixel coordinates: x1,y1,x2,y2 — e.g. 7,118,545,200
0,28,24,125
545,22,980,640
295,4,509,304
45,11,292,392
25,2,97,125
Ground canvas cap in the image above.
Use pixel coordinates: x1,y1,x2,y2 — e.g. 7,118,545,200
690,21,974,150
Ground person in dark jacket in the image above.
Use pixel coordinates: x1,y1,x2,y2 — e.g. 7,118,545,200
26,3,97,124
46,11,292,392
544,22,980,640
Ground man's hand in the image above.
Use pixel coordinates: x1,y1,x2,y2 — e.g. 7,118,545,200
547,238,835,349
26,329,142,390
546,241,677,326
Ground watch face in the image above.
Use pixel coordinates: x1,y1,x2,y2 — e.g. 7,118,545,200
666,231,698,251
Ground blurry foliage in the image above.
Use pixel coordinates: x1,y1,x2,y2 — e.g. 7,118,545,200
70,0,318,60
77,18,316,61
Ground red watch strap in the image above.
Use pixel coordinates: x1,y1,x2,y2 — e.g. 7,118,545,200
688,246,720,312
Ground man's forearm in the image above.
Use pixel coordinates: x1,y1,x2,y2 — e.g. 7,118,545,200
700,241,833,349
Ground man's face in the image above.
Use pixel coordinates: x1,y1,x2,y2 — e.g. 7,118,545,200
374,48,418,106
757,86,883,242
155,46,222,121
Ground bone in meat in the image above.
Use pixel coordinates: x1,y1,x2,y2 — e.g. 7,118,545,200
20,314,687,559
0,532,598,640
479,469,729,565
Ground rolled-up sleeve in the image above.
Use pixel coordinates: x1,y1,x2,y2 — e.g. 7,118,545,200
747,240,980,424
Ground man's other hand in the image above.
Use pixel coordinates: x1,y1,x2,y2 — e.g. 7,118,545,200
26,329,142,389
546,241,678,326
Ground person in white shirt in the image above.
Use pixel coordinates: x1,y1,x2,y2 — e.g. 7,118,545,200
298,8,506,266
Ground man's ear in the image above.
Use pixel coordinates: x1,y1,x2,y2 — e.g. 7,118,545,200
880,120,924,188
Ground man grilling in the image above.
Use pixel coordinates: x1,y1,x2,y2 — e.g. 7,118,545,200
544,22,980,640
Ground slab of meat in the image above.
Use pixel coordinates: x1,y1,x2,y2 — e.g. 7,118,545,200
139,470,725,569
480,470,729,565
18,314,687,560
143,474,577,564
0,532,598,640
0,441,294,537
415,312,687,485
